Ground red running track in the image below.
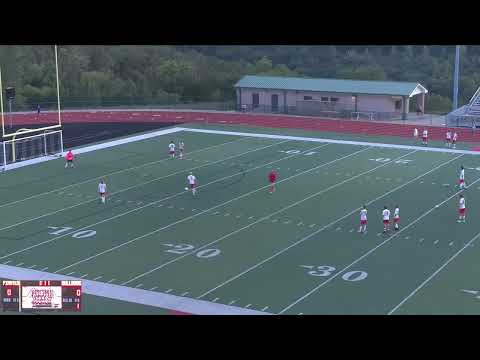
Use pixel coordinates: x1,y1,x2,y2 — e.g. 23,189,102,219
7,110,480,144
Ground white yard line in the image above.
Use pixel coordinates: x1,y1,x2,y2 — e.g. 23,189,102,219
279,170,480,314
0,139,290,233
123,150,417,286
53,145,368,275
0,129,244,209
388,231,480,315
180,127,480,156
197,154,463,300
0,264,269,315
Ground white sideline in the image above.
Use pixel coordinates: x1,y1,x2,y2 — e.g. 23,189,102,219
388,230,480,315
279,173,480,314
179,127,480,156
198,154,463,299
0,265,269,315
0,138,291,233
123,150,418,286
0,141,337,262
0,136,248,209
2,127,185,171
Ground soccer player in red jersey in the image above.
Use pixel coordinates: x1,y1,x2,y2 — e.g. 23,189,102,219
65,150,74,168
268,170,277,194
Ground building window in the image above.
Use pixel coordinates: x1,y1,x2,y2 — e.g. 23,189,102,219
321,97,329,102
395,100,402,110
330,97,339,102
303,96,313,100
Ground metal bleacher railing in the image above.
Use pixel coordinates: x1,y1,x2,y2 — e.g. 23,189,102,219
446,86,480,128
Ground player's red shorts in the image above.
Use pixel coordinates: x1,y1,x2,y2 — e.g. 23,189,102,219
360,220,367,225
446,138,451,142
452,139,457,143
383,220,389,225
459,208,466,215
189,183,196,189
99,192,106,196
169,150,175,154
394,216,400,223
459,179,465,184
422,136,428,141
269,178,276,184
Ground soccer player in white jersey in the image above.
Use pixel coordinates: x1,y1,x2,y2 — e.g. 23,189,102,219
382,206,391,233
458,194,466,223
186,172,197,195
445,130,452,147
452,132,458,149
393,205,400,230
169,141,176,158
459,165,465,190
98,179,107,204
422,129,428,145
358,205,368,234
413,128,418,143
178,141,185,159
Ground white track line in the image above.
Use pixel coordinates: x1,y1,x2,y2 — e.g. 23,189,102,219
123,150,417,286
388,231,480,315
198,154,463,299
279,170,480,314
0,136,246,209
1,140,317,262
54,145,368,275
0,139,290,233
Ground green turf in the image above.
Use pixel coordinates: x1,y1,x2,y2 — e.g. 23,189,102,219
1,123,480,315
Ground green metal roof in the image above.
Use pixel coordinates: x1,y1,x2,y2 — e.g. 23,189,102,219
235,75,426,97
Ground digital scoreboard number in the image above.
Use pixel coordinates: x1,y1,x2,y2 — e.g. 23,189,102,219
1,280,82,312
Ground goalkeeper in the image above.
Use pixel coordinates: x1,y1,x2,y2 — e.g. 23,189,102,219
65,150,75,168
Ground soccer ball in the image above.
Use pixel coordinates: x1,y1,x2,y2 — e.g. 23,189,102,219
185,187,189,191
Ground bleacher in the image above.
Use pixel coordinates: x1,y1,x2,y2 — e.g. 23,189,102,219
446,86,480,128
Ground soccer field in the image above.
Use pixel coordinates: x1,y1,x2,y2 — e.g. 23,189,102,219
1,123,480,315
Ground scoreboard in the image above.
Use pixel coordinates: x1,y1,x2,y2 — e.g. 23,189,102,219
1,280,82,312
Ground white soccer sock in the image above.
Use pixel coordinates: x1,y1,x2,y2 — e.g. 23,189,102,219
101,196,105,203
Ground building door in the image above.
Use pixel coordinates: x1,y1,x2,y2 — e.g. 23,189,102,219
252,93,259,109
271,94,279,112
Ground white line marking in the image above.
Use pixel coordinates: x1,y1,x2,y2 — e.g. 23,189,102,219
377,233,382,236
271,219,278,223
66,271,76,276
449,242,454,246
80,274,88,278
262,306,269,311
108,278,116,283
28,264,37,269
419,238,424,243
196,154,464,301
212,297,219,302
297,222,304,226
434,240,439,245
404,236,411,240
310,224,317,228
93,276,103,281
16,263,24,266
349,229,355,233
280,172,480,314
181,292,189,296
41,266,48,271
335,227,342,231
245,304,252,308
461,289,479,295
389,230,480,314
150,286,158,291
135,284,143,288
0,139,290,234
3,260,12,265
248,216,255,220
5,141,328,262
228,300,237,305
165,289,173,293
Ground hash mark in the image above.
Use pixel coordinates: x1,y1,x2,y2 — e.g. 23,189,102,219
245,304,252,308
297,222,304,226
180,208,185,211
271,219,278,223
212,297,219,302
335,227,342,231
309,224,316,228
41,266,49,271
3,260,12,264
181,291,189,296
16,262,24,266
449,242,454,246
93,276,103,281
434,240,439,245
404,236,411,240
108,278,116,283
377,233,382,236
224,213,231,216
349,229,355,232
228,300,237,305
80,274,89,278
283,220,292,224
236,215,242,218
158,204,164,207
419,238,424,243
165,289,173,293
135,284,143,288
28,264,37,269
150,286,158,291
66,271,76,276
248,216,255,220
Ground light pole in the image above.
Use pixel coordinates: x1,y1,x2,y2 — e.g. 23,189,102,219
453,45,460,110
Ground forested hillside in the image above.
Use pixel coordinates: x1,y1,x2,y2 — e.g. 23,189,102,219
0,45,478,113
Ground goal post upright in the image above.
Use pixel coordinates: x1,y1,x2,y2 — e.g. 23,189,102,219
54,45,62,127
0,64,5,138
